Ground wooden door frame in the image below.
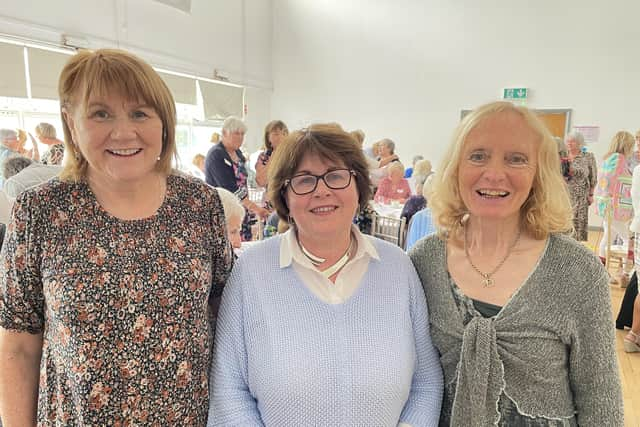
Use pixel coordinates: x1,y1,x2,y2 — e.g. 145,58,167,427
460,108,572,137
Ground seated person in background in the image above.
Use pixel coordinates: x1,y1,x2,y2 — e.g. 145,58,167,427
190,153,206,180
375,161,411,203
400,193,426,225
215,187,244,251
36,122,64,165
404,176,437,250
404,154,424,178
2,155,61,199
2,155,32,181
0,129,24,187
409,158,433,194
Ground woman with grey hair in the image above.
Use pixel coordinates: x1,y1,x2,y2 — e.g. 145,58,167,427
204,116,268,240
565,131,597,241
2,155,33,180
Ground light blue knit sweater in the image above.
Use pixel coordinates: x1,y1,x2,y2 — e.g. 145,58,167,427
209,235,443,426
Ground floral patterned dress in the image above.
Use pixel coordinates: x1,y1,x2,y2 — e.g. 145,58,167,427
566,152,597,241
0,173,233,426
231,160,255,241
41,143,65,165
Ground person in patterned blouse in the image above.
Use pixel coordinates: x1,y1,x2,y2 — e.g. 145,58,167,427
0,49,233,426
35,122,65,165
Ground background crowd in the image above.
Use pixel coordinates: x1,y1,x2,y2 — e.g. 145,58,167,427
0,47,635,426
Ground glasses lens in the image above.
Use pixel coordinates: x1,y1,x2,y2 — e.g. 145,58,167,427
291,175,317,194
324,170,351,189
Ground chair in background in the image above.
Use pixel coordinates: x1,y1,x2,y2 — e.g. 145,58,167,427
248,188,265,204
604,204,632,286
371,213,406,248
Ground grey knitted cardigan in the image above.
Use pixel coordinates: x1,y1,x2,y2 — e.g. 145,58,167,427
409,233,623,426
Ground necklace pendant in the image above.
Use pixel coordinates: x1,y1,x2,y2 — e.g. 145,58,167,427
482,275,494,287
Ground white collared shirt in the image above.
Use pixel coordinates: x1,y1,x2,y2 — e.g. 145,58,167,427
279,225,380,305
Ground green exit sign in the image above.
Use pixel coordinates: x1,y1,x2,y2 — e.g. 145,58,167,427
503,88,528,100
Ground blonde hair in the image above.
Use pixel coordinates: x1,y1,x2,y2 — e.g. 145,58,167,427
17,129,27,145
36,122,57,139
413,159,432,176
430,101,572,240
604,131,635,159
58,49,177,181
422,174,434,200
192,153,205,167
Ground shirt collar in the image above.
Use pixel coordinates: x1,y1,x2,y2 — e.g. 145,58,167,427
279,224,380,269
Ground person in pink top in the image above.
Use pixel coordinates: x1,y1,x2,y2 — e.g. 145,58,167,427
375,161,412,203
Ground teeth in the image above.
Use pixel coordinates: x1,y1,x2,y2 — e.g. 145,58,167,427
478,189,508,197
109,148,141,156
312,206,335,213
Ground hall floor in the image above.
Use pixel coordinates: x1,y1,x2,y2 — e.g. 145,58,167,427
586,230,639,426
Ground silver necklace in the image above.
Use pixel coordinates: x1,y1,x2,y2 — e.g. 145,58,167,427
298,233,355,279
463,224,521,287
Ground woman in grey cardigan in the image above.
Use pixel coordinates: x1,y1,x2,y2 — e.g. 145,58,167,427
409,101,623,426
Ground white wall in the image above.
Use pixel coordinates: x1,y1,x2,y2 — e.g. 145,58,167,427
0,0,273,150
271,0,640,170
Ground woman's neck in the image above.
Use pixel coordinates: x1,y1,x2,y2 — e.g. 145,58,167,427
297,228,353,268
224,145,238,161
42,137,61,146
88,172,167,220
464,215,521,253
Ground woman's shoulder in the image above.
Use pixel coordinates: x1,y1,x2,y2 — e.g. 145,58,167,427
17,177,77,204
542,233,608,286
408,233,445,261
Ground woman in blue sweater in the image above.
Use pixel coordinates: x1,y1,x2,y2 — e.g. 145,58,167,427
209,124,443,426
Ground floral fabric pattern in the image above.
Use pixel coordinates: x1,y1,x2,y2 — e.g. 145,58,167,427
0,173,233,426
41,143,65,165
231,159,255,241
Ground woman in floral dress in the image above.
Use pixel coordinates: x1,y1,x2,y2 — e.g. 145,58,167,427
0,49,233,426
565,132,597,241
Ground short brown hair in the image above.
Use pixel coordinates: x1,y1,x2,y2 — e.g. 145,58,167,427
267,124,372,222
58,48,177,181
263,120,288,151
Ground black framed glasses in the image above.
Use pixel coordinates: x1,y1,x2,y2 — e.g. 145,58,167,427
284,168,356,195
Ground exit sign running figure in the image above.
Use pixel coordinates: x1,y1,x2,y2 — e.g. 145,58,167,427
503,88,528,100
